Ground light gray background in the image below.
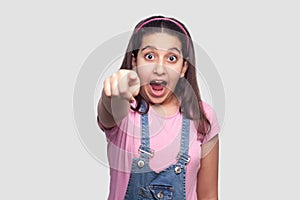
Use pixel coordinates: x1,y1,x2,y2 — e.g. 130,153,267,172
1,0,299,199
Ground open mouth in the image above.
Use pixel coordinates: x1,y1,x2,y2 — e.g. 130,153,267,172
148,80,167,97
150,80,167,90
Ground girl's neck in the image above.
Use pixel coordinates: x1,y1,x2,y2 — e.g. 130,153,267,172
150,96,180,117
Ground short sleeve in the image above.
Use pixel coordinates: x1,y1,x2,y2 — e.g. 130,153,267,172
201,102,220,144
97,115,111,132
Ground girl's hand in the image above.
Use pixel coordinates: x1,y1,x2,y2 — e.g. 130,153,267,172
103,69,140,102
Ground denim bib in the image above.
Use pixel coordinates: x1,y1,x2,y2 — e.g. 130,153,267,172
124,103,190,200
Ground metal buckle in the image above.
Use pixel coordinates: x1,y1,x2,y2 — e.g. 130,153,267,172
177,153,191,164
138,145,154,157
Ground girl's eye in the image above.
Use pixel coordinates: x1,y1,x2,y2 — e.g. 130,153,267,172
145,53,154,60
168,55,177,62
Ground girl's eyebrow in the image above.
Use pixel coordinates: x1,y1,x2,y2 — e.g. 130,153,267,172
168,47,182,55
141,45,157,51
141,46,182,54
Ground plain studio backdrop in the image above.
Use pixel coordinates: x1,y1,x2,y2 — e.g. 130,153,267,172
0,1,299,199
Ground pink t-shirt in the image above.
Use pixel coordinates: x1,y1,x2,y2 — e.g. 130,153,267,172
101,102,220,200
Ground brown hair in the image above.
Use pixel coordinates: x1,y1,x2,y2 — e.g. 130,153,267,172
120,15,211,137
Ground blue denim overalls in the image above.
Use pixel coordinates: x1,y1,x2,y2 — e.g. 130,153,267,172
124,103,190,200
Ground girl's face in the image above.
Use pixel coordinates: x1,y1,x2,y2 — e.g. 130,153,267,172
132,32,188,106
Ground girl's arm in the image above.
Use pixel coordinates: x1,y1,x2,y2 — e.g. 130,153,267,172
197,136,219,200
97,69,140,129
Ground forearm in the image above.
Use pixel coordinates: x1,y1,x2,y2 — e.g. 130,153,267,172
197,139,219,200
197,189,218,200
198,197,218,200
97,90,130,129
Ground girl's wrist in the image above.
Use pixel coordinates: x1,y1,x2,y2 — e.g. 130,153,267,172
101,90,131,118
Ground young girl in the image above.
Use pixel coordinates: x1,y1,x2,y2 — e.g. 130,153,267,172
97,15,220,200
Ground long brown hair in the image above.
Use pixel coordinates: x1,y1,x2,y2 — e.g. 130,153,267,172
120,15,211,137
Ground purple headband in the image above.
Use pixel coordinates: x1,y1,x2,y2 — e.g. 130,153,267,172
135,17,190,51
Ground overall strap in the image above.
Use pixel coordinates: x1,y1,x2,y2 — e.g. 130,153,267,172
177,116,190,166
139,101,153,162
139,101,190,165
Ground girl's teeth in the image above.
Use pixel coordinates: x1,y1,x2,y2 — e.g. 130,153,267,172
150,80,167,86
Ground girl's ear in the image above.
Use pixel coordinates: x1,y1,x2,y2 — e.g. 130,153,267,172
180,60,188,77
131,53,137,68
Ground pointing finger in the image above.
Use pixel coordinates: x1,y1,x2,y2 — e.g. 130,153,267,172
128,71,139,86
111,76,119,96
103,78,111,96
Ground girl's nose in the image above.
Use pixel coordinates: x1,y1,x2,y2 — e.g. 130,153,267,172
153,64,166,75
153,58,166,75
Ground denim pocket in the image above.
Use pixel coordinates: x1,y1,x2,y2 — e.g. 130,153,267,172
137,187,154,199
149,185,174,200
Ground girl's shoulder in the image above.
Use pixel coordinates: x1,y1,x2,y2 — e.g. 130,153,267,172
199,101,220,143
201,101,216,120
